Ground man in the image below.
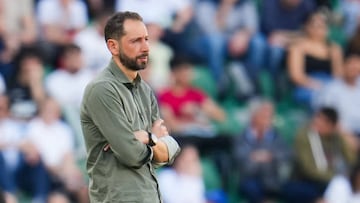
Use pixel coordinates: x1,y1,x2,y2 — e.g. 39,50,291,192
80,11,180,203
283,107,356,203
233,99,291,203
315,52,360,138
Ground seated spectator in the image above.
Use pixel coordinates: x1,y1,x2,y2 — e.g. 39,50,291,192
158,145,207,203
23,97,88,203
158,56,226,137
0,0,37,75
36,0,89,65
0,106,17,203
259,0,316,98
0,94,49,203
283,107,356,203
115,0,194,53
45,44,93,157
6,46,46,121
233,99,291,203
195,0,261,97
315,52,360,137
74,10,112,74
288,10,343,107
0,95,18,203
339,0,360,38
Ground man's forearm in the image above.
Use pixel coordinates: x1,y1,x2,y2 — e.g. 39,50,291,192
152,140,169,163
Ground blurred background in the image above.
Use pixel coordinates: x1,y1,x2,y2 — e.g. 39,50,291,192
0,0,360,202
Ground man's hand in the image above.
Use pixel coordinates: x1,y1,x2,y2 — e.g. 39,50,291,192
134,130,149,144
250,149,273,163
151,119,168,137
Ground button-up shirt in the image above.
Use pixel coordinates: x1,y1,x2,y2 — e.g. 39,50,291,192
81,59,180,203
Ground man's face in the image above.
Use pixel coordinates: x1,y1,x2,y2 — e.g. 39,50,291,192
344,56,360,82
118,19,149,71
313,113,336,135
173,64,193,86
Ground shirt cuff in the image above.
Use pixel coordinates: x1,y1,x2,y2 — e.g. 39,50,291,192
159,135,181,165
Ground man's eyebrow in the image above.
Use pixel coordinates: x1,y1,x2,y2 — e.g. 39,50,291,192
129,35,149,42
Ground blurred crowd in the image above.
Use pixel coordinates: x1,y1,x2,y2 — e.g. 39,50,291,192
0,0,360,203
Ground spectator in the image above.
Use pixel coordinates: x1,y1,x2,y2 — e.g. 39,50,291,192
115,0,196,71
45,44,92,157
115,0,193,35
0,95,19,203
24,97,88,203
158,145,206,203
259,0,316,98
0,0,37,74
6,46,46,121
74,10,112,74
233,99,291,203
195,0,261,98
315,52,360,137
284,107,356,203
36,0,89,65
288,10,343,107
339,0,360,38
158,56,226,136
0,94,49,203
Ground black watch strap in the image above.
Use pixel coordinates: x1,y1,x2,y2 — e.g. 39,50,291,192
148,131,156,147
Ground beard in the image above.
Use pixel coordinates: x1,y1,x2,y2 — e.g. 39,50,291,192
118,49,148,71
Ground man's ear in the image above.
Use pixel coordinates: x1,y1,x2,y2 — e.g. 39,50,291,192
106,39,119,56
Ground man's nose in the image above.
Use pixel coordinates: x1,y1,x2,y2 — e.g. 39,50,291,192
141,39,149,52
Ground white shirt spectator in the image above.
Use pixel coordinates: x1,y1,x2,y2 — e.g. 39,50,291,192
26,117,74,167
316,78,360,134
0,118,24,169
115,0,191,28
158,169,206,203
37,0,88,30
74,26,111,74
45,69,93,108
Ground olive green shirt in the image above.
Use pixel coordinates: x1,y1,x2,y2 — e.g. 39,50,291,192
80,60,180,203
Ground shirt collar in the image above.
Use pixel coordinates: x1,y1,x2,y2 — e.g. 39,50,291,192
108,59,142,89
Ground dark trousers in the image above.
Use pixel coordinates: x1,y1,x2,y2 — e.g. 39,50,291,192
0,152,50,202
281,180,327,203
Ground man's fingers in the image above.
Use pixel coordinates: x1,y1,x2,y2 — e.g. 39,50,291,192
153,119,164,127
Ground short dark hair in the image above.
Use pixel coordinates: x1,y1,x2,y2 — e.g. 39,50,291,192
169,55,192,71
344,48,360,60
60,44,81,58
318,106,338,125
104,11,143,42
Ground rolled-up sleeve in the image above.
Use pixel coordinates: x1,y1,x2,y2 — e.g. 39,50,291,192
85,82,152,169
152,136,181,168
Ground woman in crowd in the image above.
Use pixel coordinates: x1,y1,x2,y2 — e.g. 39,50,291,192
287,10,343,108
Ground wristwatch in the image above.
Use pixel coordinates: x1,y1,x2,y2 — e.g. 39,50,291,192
147,132,158,147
